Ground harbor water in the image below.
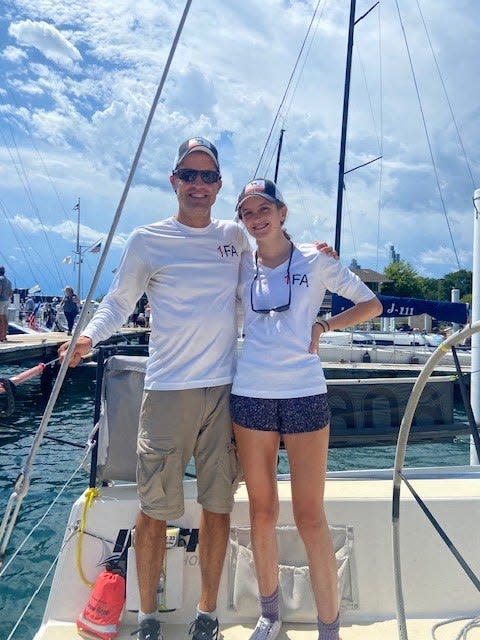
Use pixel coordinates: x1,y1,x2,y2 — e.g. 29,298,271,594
0,362,472,640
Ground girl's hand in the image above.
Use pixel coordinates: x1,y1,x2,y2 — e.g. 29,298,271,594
309,320,328,353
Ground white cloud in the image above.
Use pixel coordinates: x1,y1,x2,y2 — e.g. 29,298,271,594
0,0,478,293
1,45,27,62
8,19,82,68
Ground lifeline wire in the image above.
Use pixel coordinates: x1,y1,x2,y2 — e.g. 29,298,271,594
0,0,193,560
0,443,93,578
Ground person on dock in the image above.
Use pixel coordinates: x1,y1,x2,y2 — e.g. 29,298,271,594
144,302,151,328
0,266,13,342
59,138,337,640
231,178,383,640
43,302,56,329
59,286,80,335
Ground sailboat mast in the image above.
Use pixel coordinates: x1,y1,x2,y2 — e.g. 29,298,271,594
334,0,356,256
334,1,379,255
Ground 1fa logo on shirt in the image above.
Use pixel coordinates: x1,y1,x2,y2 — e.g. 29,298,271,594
290,273,309,286
217,244,239,258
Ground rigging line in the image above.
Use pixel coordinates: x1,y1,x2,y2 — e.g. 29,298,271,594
3,84,72,221
345,9,384,268
375,3,384,271
342,187,358,260
266,0,328,180
280,0,328,124
6,547,61,640
1,126,66,288
0,0,193,559
261,0,329,180
0,163,67,290
375,159,384,272
260,0,329,181
0,423,85,448
394,0,461,271
0,199,40,285
253,0,325,178
344,155,383,175
283,142,315,238
399,471,480,592
416,0,476,191
1,205,63,288
432,616,480,640
0,203,58,290
354,42,382,156
0,450,90,579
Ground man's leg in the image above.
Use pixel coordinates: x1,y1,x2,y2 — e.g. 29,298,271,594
190,385,235,638
197,508,230,612
135,510,166,614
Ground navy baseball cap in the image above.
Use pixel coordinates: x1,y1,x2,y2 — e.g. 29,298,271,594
173,137,220,171
236,178,285,212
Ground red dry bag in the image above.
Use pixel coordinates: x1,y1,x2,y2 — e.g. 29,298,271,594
76,569,126,640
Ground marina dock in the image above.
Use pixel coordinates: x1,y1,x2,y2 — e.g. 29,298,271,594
0,328,149,365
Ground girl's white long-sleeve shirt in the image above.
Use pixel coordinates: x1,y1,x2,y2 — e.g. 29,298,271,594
232,243,376,398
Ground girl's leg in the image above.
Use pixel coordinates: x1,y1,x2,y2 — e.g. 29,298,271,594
233,423,280,598
283,425,339,625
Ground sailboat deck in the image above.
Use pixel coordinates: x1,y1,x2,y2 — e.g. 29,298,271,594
35,617,474,640
33,471,480,640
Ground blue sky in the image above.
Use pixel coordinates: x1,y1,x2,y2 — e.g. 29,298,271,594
0,0,478,299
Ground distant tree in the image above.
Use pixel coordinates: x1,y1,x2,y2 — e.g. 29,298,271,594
441,269,472,300
421,277,441,300
381,261,424,298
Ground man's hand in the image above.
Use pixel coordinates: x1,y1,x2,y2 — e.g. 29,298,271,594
314,242,338,260
58,335,93,367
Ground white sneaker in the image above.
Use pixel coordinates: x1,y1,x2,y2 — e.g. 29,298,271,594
249,616,282,640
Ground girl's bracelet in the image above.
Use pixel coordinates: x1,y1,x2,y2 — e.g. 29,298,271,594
315,318,331,332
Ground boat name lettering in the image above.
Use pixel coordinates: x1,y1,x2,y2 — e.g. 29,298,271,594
386,302,414,316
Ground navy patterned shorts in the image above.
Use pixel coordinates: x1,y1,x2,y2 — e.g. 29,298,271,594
230,393,331,434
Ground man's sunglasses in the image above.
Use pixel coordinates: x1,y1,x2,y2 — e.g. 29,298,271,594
251,242,293,314
173,168,221,184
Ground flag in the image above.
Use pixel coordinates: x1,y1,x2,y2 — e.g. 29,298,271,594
73,201,80,212
89,241,102,254
62,256,72,264
28,284,41,294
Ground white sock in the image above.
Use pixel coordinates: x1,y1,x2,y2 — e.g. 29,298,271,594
196,606,217,620
138,610,160,624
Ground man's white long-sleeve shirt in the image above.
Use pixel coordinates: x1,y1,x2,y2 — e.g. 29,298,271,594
83,217,250,390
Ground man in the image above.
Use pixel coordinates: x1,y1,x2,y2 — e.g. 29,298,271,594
59,137,250,640
0,266,13,342
60,137,336,640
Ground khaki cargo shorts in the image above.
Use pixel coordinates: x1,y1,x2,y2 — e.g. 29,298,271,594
137,384,239,521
